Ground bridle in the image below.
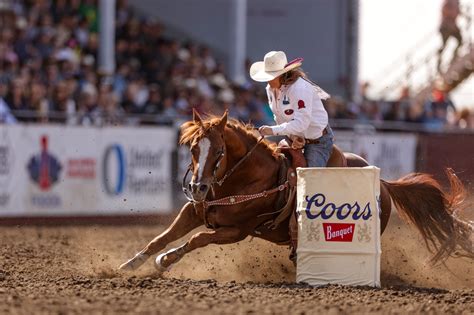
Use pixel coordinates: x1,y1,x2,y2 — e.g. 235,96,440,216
182,135,265,203
181,132,295,231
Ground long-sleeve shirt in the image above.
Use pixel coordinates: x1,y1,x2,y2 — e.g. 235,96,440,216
266,77,329,139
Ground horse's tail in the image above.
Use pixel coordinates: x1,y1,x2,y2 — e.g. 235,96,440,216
381,168,474,264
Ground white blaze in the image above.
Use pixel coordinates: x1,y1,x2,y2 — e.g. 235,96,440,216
197,138,211,182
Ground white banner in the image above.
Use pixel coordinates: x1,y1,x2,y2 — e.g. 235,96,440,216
0,125,175,217
335,131,417,180
296,167,381,287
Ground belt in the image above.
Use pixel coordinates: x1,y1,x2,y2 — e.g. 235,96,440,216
305,126,329,145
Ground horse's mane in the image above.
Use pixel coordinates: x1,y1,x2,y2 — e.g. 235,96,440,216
179,115,279,158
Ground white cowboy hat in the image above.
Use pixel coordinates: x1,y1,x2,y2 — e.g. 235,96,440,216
250,51,303,82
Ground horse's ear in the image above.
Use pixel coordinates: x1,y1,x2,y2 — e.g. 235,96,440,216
217,110,228,131
192,108,202,125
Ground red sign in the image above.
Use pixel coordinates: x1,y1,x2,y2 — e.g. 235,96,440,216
323,223,355,242
67,158,96,179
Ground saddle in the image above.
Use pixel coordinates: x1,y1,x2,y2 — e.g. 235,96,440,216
278,141,347,169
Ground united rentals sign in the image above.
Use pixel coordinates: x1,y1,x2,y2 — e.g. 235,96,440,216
0,125,174,217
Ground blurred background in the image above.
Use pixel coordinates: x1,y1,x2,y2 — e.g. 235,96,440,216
0,0,472,219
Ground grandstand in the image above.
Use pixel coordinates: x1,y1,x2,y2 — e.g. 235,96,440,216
1,4,474,315
0,0,472,131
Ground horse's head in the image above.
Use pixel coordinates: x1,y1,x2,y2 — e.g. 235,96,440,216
180,110,228,201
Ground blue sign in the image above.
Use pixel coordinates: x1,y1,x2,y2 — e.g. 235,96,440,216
304,193,372,221
102,144,126,195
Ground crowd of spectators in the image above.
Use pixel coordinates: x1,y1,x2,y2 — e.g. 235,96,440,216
0,0,472,131
326,82,474,131
0,0,274,126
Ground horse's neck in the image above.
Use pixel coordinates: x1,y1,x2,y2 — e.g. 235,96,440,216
224,128,249,162
223,128,278,184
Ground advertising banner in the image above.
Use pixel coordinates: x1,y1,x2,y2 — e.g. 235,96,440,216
0,125,175,217
296,167,381,287
335,131,417,180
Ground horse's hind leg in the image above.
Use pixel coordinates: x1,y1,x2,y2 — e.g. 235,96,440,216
119,202,202,271
155,227,246,272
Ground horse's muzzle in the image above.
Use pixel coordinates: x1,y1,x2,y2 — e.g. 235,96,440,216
189,181,210,201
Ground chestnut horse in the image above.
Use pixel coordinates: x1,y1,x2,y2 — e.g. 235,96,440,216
119,111,473,273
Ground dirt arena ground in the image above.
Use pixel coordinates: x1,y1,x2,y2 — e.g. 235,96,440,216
1,212,473,315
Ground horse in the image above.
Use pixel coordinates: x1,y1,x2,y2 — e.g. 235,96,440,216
119,110,474,273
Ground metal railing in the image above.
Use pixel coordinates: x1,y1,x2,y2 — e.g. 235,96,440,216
4,109,473,134
5,110,178,126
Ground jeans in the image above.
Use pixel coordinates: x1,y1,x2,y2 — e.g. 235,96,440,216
303,126,334,167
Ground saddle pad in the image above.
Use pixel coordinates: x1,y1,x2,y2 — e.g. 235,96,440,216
296,167,381,287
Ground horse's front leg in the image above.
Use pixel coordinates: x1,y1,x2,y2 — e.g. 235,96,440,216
119,202,202,271
155,227,246,272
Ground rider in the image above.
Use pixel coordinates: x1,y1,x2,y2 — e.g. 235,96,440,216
438,0,463,71
250,51,334,262
250,50,334,168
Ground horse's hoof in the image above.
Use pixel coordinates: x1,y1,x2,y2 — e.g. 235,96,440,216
154,253,171,273
118,253,149,271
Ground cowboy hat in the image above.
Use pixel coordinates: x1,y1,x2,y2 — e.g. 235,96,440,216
250,51,303,82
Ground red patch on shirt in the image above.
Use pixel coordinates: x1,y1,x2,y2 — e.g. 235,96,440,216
284,109,294,115
298,100,305,109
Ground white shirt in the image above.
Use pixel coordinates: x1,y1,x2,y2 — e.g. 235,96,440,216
266,77,329,139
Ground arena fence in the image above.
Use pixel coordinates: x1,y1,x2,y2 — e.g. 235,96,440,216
0,124,176,218
1,123,473,219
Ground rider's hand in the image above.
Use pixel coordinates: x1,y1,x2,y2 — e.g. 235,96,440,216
258,126,274,136
290,136,305,149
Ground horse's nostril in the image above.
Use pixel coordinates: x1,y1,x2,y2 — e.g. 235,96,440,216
199,184,208,192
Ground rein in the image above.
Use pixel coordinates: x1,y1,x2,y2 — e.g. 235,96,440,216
215,135,264,186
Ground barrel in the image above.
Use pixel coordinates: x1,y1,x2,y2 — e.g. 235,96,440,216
296,167,381,287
